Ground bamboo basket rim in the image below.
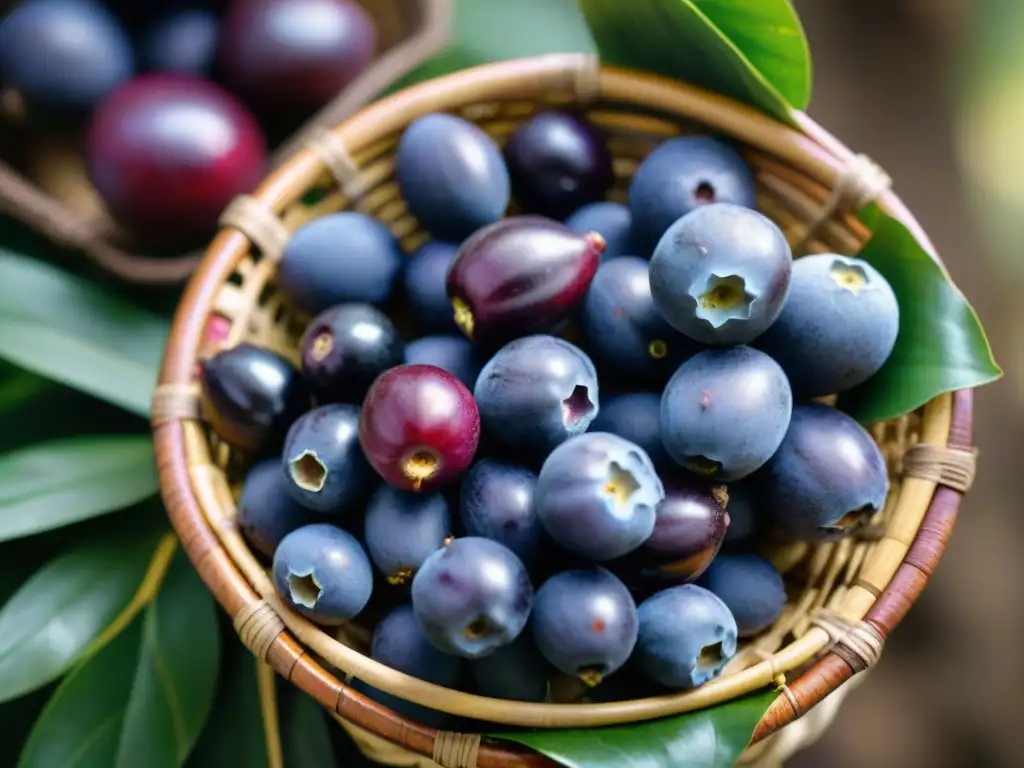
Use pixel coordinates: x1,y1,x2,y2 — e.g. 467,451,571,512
0,0,453,286
152,53,976,759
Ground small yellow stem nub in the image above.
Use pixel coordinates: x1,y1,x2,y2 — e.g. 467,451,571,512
451,297,475,339
402,449,439,491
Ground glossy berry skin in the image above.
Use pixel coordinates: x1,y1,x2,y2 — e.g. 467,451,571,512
300,303,404,404
142,9,218,76
589,393,672,471
503,110,614,221
471,633,550,702
583,257,702,388
411,537,533,659
86,75,266,243
272,523,373,624
0,0,134,117
361,604,464,727
474,336,599,456
281,404,374,514
628,136,757,254
217,0,376,116
447,216,603,349
280,213,404,315
396,113,510,241
699,554,785,637
566,201,640,262
535,432,663,562
359,365,480,493
531,568,638,687
661,347,792,482
758,404,889,539
755,254,900,397
459,460,542,567
404,336,480,390
364,486,451,585
403,241,460,334
613,474,729,592
722,480,761,548
649,203,792,346
199,342,310,453
237,459,313,558
634,584,738,689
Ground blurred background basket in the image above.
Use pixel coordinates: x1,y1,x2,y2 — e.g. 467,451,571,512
152,53,977,767
0,0,451,286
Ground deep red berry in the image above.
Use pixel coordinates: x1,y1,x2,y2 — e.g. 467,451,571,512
359,365,480,493
217,0,376,117
445,216,604,349
86,74,266,245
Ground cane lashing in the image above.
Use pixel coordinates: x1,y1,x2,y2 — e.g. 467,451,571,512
305,127,364,203
432,732,482,768
902,444,978,493
811,611,885,675
219,195,290,263
234,599,287,661
150,383,201,425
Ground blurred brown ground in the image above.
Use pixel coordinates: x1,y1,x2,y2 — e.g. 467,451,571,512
785,1,1024,766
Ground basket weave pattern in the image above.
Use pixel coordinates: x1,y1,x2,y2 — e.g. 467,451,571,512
152,54,977,767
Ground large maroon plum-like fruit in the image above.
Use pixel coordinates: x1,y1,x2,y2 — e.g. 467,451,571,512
358,365,480,493
86,74,266,244
446,216,604,349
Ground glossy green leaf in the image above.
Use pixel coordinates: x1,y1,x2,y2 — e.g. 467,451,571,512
187,641,269,768
0,367,47,413
280,684,336,766
839,205,1002,424
0,686,51,768
389,0,596,91
0,250,169,417
18,618,145,768
578,0,797,124
0,435,158,542
685,0,811,109
494,690,775,768
0,525,164,703
114,550,220,768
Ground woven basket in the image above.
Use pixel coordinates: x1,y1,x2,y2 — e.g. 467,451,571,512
0,0,451,285
152,54,978,767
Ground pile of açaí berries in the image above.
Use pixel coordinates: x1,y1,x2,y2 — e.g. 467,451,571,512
200,109,899,721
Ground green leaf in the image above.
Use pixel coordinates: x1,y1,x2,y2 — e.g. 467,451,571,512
187,640,269,768
578,0,798,124
685,0,811,109
18,618,145,768
0,524,164,703
839,205,1002,423
0,435,158,542
280,684,336,767
0,686,51,768
0,250,169,417
115,549,220,768
0,367,47,413
494,689,775,768
389,0,596,91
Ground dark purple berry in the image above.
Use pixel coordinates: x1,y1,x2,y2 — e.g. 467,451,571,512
359,365,480,493
237,459,313,558
589,393,672,471
446,216,604,349
531,568,638,687
757,403,889,539
199,342,310,452
504,109,614,221
471,634,550,702
459,460,542,567
364,486,451,585
566,201,640,261
396,113,509,241
698,554,785,637
404,335,480,390
281,404,374,514
142,9,218,76
411,537,533,659
299,303,404,405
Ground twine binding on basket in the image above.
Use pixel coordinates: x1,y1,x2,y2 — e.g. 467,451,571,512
220,195,290,263
234,599,286,661
432,732,481,768
811,610,885,675
901,444,978,492
794,153,892,254
305,126,365,203
150,383,201,426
